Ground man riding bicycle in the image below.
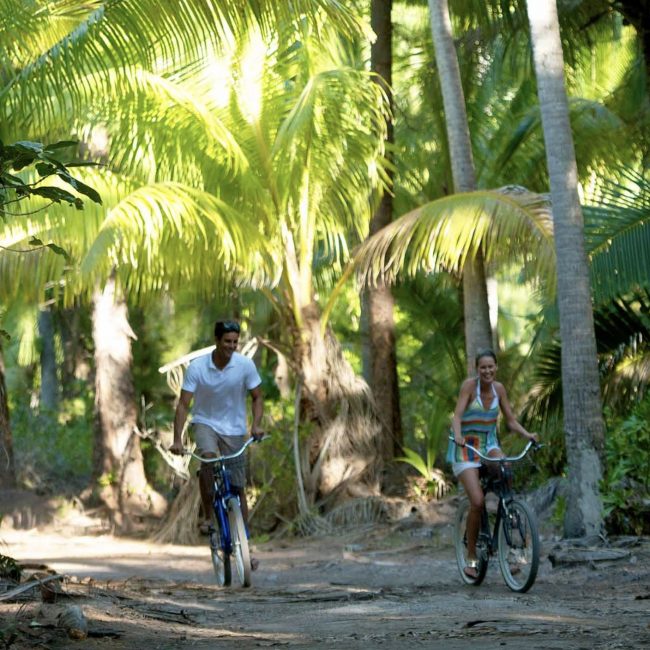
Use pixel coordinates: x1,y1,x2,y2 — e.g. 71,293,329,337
169,320,264,564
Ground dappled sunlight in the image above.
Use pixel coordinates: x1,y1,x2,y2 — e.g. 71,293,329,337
237,30,267,124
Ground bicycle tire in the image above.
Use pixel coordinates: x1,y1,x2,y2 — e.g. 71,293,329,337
453,498,488,586
209,515,231,587
497,498,539,593
227,499,252,588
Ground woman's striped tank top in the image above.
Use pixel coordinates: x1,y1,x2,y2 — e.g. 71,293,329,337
447,379,500,464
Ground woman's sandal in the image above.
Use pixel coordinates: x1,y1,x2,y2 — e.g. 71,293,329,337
464,559,479,578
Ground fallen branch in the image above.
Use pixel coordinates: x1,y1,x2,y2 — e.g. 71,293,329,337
0,573,64,602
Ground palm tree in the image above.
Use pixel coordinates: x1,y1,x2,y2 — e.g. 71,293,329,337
426,0,492,373
363,0,402,461
525,0,605,539
0,1,391,508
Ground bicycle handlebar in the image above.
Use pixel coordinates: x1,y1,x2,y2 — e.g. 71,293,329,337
448,436,541,463
184,435,267,464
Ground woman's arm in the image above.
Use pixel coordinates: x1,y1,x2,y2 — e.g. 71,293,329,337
451,379,474,445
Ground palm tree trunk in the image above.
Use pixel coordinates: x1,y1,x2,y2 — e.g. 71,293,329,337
526,0,605,538
427,0,493,373
0,347,16,489
38,303,59,413
92,275,166,531
362,0,402,460
296,302,383,505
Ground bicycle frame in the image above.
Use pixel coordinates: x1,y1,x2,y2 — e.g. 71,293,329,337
456,437,536,542
450,437,542,591
188,436,257,553
211,458,237,554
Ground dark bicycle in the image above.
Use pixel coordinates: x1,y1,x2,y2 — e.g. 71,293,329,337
187,436,261,588
450,438,541,593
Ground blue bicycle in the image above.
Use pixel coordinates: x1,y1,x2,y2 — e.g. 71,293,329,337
188,437,260,588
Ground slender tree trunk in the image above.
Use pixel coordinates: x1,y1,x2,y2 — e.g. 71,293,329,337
362,0,402,460
526,0,605,538
59,304,90,397
0,347,16,489
92,276,166,531
38,303,59,413
427,0,493,374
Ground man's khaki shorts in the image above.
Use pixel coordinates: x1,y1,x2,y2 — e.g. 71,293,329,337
191,423,246,488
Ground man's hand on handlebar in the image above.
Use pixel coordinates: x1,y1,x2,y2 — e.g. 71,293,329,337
169,440,185,455
250,425,265,442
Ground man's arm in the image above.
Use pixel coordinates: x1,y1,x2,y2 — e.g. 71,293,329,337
170,389,193,454
249,385,264,440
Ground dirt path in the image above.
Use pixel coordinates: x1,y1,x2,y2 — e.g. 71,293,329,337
2,498,649,649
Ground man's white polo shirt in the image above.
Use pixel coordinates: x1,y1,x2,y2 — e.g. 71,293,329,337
182,351,261,437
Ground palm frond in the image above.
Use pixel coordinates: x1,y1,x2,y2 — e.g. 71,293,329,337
353,186,553,288
81,182,276,298
584,169,650,305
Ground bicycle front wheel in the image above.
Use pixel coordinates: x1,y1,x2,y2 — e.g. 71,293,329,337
497,498,539,593
209,519,231,587
227,499,252,588
453,498,488,586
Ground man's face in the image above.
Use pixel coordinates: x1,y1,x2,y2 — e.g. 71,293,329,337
217,332,239,359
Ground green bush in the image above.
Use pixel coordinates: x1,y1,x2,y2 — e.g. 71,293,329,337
602,397,650,535
11,398,93,493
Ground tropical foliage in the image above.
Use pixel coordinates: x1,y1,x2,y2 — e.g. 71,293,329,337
0,0,648,534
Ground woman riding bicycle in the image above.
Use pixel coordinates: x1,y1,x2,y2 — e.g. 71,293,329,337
447,349,537,578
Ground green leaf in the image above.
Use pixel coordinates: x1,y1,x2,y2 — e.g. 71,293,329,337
43,141,79,152
28,185,80,205
45,242,71,261
0,172,28,187
28,237,70,261
55,171,102,204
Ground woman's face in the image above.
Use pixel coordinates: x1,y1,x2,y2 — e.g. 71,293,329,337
477,355,497,383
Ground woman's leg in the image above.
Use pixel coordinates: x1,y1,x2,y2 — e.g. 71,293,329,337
458,467,484,574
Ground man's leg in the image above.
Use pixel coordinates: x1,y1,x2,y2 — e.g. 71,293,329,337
198,460,216,530
193,424,220,533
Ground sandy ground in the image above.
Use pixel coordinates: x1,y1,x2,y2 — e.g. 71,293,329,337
1,491,649,649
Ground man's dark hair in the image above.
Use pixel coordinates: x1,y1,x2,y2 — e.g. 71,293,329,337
475,348,497,366
214,320,241,339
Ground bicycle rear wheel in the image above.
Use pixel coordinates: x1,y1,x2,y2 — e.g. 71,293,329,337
453,498,488,586
497,498,539,592
209,517,231,587
227,499,252,588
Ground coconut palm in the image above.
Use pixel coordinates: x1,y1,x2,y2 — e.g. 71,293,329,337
426,0,493,373
526,0,606,539
0,1,392,510
362,0,403,461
